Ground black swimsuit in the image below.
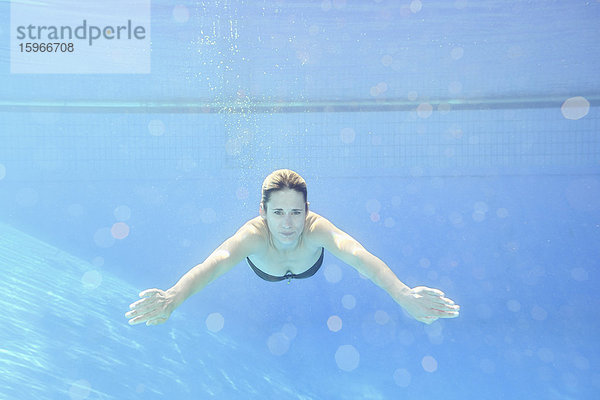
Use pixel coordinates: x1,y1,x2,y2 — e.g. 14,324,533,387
246,247,324,283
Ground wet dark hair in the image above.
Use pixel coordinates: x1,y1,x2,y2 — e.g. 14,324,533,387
261,169,308,211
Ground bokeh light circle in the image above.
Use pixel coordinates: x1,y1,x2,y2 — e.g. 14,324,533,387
417,103,433,119
324,263,343,283
267,332,290,356
94,228,115,248
281,323,297,340
114,205,131,221
82,270,103,289
148,119,165,136
561,96,590,120
173,5,190,23
393,368,411,387
335,345,360,371
111,222,130,239
206,312,225,332
327,315,343,332
341,294,356,309
451,47,464,60
340,127,356,144
69,380,91,400
421,355,438,372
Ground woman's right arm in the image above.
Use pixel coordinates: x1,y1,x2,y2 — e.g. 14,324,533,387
125,221,263,326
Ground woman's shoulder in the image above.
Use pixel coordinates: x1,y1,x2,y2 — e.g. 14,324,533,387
237,216,268,239
303,211,335,243
305,211,331,228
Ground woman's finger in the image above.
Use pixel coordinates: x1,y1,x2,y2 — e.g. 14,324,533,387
128,315,149,325
129,296,158,310
139,288,162,298
432,308,460,318
423,288,445,297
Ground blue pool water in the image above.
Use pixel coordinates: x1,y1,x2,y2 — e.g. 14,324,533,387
1,1,599,399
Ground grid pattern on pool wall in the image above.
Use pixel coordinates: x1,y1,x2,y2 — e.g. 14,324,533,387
0,107,597,181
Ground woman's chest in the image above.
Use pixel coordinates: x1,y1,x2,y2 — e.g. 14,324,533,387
250,244,322,276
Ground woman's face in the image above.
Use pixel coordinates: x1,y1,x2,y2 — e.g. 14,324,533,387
261,189,307,247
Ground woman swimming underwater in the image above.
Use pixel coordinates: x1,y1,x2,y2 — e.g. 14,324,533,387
126,169,460,326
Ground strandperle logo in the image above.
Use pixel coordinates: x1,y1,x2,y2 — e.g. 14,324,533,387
15,20,147,46
11,0,151,74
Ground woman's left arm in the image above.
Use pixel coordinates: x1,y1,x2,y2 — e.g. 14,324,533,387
308,215,460,324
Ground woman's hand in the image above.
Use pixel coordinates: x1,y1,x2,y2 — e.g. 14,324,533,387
399,286,460,324
125,288,177,326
